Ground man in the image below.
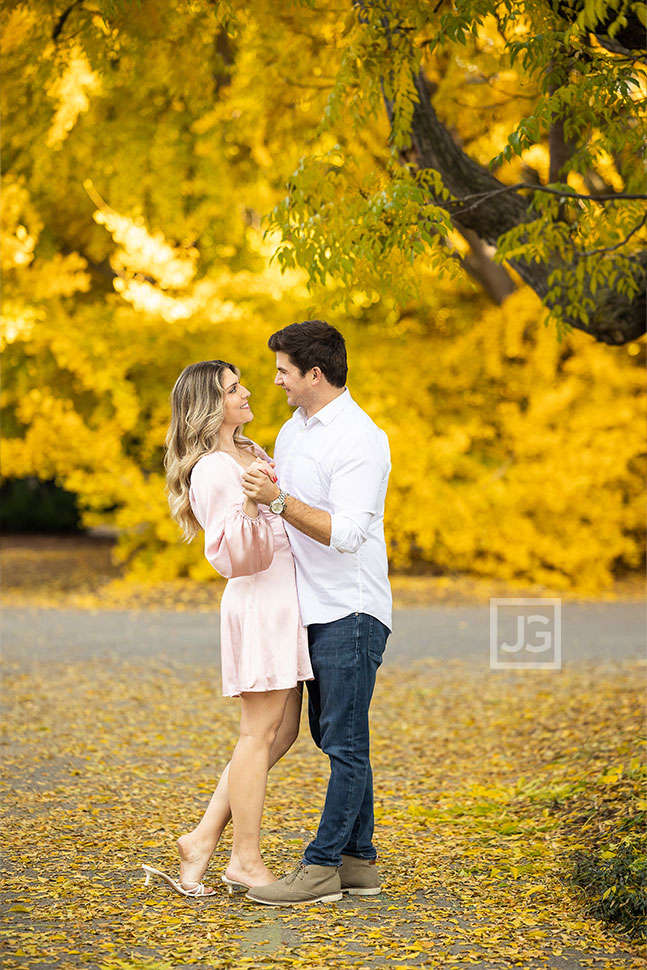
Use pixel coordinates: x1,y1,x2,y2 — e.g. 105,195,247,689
241,319,392,906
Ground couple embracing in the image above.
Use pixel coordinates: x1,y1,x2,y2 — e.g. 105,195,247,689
143,319,391,907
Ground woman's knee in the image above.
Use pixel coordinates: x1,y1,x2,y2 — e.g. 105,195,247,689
238,721,280,748
239,690,290,741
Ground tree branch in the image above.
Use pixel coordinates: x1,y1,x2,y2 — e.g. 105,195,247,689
458,229,516,305
52,1,84,42
444,184,647,219
581,212,647,257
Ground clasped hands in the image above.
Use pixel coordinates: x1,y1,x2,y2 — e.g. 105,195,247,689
242,459,280,506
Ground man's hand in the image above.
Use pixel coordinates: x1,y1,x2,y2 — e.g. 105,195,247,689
243,459,332,544
242,460,280,505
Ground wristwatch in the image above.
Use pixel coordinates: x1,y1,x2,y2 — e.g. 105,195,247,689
269,489,287,515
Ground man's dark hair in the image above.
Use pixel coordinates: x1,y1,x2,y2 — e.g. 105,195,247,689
268,320,347,387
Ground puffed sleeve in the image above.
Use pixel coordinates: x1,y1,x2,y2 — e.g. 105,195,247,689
189,456,274,578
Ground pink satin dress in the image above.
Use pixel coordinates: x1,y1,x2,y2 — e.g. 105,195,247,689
189,447,313,697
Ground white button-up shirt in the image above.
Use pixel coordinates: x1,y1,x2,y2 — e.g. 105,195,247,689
274,389,392,631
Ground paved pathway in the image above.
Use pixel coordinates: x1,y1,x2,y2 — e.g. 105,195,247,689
2,602,644,669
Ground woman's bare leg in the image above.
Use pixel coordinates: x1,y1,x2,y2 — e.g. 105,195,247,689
270,686,303,762
177,764,231,887
225,688,293,887
178,685,303,887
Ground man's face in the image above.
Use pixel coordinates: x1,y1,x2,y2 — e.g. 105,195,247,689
274,351,312,409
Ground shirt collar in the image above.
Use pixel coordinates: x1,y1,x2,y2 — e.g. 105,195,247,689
296,388,351,427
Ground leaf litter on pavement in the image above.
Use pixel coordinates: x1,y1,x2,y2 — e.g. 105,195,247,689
1,648,645,970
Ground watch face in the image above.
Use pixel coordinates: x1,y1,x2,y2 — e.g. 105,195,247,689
270,492,285,513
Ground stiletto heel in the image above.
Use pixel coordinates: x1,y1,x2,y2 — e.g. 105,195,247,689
222,875,253,894
142,864,216,898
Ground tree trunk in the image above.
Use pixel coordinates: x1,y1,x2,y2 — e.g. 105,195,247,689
390,70,646,345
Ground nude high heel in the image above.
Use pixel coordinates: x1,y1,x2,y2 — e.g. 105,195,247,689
221,874,253,894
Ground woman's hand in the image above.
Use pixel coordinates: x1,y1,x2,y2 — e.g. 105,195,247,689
249,458,278,483
242,459,281,507
243,459,278,517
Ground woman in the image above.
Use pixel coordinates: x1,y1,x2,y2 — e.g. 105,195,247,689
142,359,312,898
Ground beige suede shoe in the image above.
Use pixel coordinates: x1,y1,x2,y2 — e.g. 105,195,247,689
246,862,342,906
339,855,382,895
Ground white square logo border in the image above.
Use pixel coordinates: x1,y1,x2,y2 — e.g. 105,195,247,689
490,598,562,670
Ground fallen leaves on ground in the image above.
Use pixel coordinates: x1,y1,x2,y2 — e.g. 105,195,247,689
1,645,645,969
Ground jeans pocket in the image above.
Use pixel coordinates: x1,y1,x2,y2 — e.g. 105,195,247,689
367,617,388,666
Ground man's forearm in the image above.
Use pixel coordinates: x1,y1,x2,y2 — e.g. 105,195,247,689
240,466,331,545
283,493,331,546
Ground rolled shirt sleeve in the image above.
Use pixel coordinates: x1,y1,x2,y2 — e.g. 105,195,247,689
190,457,274,578
328,434,390,554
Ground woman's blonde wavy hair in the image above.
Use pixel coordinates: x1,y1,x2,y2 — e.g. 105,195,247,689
164,359,253,540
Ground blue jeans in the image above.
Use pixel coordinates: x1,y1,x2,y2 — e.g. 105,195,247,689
303,612,389,867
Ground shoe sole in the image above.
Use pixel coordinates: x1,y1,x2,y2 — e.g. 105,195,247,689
246,891,343,906
341,886,381,896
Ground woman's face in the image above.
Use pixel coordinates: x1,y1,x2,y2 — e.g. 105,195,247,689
220,368,253,429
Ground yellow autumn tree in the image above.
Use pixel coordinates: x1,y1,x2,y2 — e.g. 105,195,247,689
1,0,644,592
